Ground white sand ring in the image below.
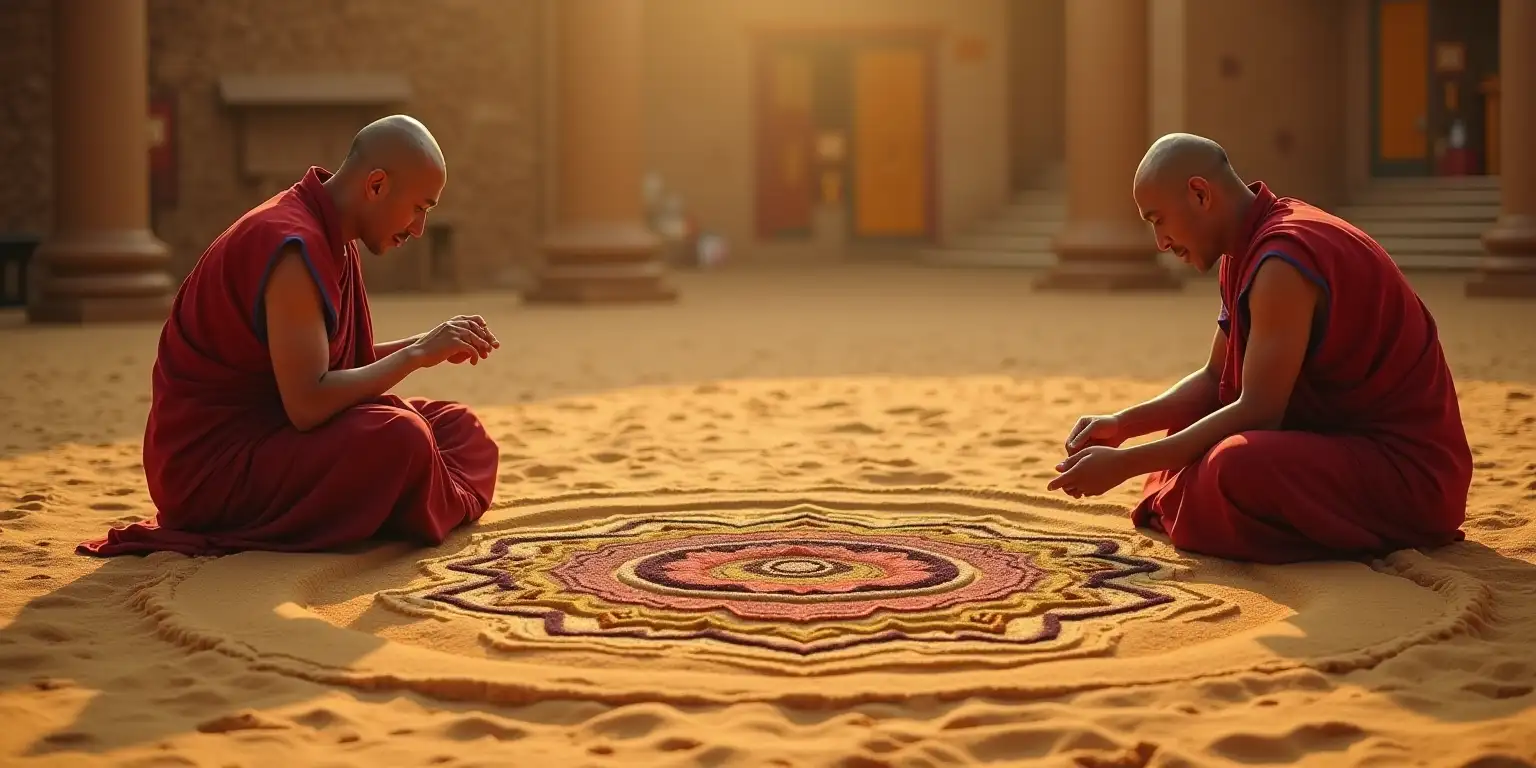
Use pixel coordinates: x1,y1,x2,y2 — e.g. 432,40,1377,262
131,486,1491,707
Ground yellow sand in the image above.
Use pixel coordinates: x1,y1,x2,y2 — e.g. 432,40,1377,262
1,265,1534,767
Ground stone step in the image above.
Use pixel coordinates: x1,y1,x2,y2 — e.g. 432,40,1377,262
1350,186,1500,206
1333,203,1499,222
977,217,1064,236
1000,202,1067,219
1375,237,1485,256
1009,189,1065,205
948,233,1055,252
1363,174,1500,190
1352,219,1488,238
1388,253,1485,270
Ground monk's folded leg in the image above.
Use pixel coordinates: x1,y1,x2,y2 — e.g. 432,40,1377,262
402,396,499,512
1134,431,1409,564
228,401,495,550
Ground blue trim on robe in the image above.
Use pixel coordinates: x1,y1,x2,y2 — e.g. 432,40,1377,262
1235,249,1331,360
253,235,339,343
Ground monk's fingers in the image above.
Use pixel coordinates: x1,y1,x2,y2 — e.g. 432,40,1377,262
454,338,482,365
447,322,494,355
452,317,499,349
1065,417,1092,453
1055,452,1086,474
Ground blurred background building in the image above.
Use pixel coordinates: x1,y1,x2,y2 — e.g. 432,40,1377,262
0,0,1529,320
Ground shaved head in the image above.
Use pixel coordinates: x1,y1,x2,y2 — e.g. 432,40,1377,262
331,114,447,257
342,114,446,174
1134,133,1236,193
1131,133,1255,274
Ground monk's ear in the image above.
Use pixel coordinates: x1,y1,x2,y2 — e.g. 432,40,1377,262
1187,177,1212,210
365,169,390,201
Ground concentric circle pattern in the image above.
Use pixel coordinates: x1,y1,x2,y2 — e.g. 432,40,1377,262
399,503,1212,656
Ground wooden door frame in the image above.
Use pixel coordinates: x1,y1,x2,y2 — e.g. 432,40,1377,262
750,25,942,243
1368,0,1432,177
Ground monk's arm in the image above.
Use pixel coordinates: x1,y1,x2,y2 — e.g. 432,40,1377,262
374,334,425,358
264,244,425,432
1121,258,1318,474
1111,326,1226,437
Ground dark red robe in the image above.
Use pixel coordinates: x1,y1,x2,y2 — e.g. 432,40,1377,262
79,167,498,557
1132,182,1473,564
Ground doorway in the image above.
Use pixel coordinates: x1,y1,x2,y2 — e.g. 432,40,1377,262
1370,0,1500,177
753,31,937,243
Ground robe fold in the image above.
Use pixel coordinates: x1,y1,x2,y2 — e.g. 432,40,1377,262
1132,182,1473,564
79,167,498,557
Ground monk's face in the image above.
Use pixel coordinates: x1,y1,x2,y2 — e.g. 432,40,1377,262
1134,176,1222,273
357,162,446,256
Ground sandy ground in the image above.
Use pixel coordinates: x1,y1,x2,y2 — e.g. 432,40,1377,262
1,265,1534,768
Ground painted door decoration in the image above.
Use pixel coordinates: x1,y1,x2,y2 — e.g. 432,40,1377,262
1374,0,1431,175
852,46,931,238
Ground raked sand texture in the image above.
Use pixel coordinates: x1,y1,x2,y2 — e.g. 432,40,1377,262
1,266,1534,768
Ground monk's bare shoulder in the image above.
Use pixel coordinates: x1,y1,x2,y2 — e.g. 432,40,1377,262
263,243,331,396
1236,257,1321,423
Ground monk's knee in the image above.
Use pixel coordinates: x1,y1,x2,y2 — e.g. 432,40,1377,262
362,406,439,466
1201,432,1283,502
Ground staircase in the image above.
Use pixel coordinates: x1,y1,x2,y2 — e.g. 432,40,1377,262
920,164,1066,269
1327,176,1498,270
923,168,1499,272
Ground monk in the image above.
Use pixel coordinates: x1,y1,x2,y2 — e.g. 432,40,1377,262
80,115,501,557
1047,133,1473,564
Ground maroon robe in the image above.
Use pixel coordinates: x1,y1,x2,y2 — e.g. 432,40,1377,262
1132,182,1472,564
80,167,498,557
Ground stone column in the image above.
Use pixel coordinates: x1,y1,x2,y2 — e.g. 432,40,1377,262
1037,0,1179,291
28,0,174,323
1468,0,1536,298
525,0,674,304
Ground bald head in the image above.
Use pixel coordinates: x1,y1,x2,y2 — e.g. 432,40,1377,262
342,114,445,174
1132,133,1255,274
334,115,447,257
1134,133,1239,193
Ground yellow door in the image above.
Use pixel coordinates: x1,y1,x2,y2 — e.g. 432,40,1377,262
853,47,930,238
1377,0,1429,162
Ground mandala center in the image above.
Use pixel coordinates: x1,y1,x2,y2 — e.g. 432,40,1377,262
617,538,973,601
754,558,842,576
402,505,1201,657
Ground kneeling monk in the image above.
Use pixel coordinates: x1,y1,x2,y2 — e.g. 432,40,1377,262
1047,133,1472,564
81,115,501,557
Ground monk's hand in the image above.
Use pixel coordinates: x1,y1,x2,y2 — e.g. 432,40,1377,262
1046,445,1132,499
1064,414,1126,455
443,315,500,365
411,318,495,368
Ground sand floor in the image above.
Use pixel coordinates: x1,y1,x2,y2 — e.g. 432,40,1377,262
1,265,1534,767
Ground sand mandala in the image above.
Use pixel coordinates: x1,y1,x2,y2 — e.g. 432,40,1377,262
135,487,1486,705
394,506,1202,658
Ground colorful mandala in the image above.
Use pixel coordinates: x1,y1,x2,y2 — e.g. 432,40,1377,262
395,502,1205,657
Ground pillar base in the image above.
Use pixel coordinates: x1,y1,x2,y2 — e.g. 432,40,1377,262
524,222,677,305
27,293,174,323
1466,215,1536,298
25,230,175,323
1036,221,1181,292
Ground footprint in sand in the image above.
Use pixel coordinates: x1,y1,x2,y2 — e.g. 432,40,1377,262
831,422,883,435
89,502,133,512
524,465,576,479
809,400,852,411
862,470,954,486
590,452,627,464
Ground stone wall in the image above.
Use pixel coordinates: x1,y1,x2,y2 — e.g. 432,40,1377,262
0,0,546,289
0,0,52,239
